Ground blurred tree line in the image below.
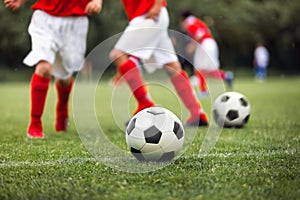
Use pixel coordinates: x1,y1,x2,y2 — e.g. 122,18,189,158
0,0,299,73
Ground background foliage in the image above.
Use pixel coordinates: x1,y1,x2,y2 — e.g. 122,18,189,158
0,0,299,73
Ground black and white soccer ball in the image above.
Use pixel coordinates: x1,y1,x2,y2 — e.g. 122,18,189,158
213,92,251,128
126,107,184,162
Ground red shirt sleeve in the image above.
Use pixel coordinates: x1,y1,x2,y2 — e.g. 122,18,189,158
185,16,213,43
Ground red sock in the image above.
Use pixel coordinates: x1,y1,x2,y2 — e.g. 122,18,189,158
118,59,154,114
55,78,73,126
195,70,208,92
205,69,226,79
171,71,202,118
29,73,51,130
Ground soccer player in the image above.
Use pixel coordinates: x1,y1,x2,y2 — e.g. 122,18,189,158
253,43,269,81
180,11,233,97
109,0,209,126
4,0,102,138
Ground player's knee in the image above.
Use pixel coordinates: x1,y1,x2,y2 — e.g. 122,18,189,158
35,61,52,78
164,62,182,77
109,49,121,62
110,49,128,66
56,77,72,87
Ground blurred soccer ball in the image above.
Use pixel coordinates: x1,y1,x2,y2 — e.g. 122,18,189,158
126,107,184,162
213,92,251,128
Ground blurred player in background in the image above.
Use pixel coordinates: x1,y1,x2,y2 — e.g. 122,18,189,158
254,43,269,81
109,0,209,126
4,0,102,138
180,10,233,98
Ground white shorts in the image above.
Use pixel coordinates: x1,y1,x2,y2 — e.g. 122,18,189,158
194,38,220,71
114,7,178,73
24,10,89,79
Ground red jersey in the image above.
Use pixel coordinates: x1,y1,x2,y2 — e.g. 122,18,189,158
185,16,213,43
32,0,89,16
121,0,167,21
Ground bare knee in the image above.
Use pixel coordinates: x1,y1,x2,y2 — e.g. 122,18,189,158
56,77,72,87
164,61,182,77
35,61,52,78
109,49,128,66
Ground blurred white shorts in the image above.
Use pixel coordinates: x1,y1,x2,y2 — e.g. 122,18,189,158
24,10,89,79
194,38,220,71
114,7,178,73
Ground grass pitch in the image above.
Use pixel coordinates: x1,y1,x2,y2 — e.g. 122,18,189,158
0,76,299,199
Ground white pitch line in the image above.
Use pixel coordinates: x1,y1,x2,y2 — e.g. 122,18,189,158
0,148,298,168
198,148,298,158
0,157,96,168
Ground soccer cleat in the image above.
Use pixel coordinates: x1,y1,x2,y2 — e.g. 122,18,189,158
133,100,155,116
198,91,209,99
27,121,44,138
27,131,44,139
125,101,155,126
55,117,69,132
185,112,209,127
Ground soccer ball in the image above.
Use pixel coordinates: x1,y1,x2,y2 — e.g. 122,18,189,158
213,92,251,128
126,107,184,162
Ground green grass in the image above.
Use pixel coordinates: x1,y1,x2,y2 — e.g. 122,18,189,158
0,76,299,199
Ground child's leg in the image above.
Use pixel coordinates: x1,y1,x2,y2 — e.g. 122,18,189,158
55,77,74,132
118,57,154,115
204,69,233,89
195,70,208,93
168,66,208,126
28,73,51,138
